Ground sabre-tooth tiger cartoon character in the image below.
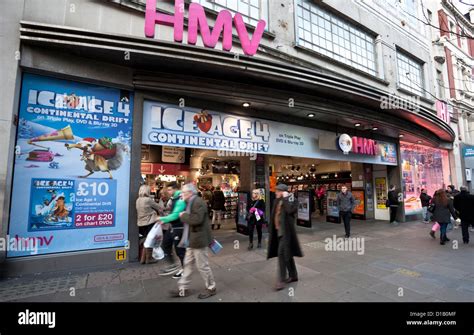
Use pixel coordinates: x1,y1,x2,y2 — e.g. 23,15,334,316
65,137,129,179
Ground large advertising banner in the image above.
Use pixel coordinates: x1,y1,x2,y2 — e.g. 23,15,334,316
8,73,133,257
142,101,398,166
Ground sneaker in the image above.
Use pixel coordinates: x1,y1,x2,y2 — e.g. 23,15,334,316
198,288,216,299
159,263,180,276
429,231,436,239
172,269,184,279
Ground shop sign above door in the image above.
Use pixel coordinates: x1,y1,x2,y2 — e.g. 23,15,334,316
142,101,399,166
144,0,266,56
337,134,377,156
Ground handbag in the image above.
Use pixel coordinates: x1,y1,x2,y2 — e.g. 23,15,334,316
431,222,440,232
209,239,223,255
427,203,435,213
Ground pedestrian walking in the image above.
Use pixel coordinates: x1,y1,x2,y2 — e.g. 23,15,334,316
136,185,161,265
267,184,303,291
211,186,226,230
387,185,400,225
453,186,474,244
431,189,457,245
316,185,326,215
170,183,216,299
337,185,355,238
420,188,432,223
158,182,187,278
247,189,266,250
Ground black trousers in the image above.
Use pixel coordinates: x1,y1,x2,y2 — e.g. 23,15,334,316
248,221,262,244
317,198,324,214
340,211,352,236
461,220,472,243
278,237,297,281
390,206,398,223
139,224,154,238
161,227,186,266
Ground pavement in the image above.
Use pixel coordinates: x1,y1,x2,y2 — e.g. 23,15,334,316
0,217,473,302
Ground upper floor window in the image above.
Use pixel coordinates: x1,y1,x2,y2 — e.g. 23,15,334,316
295,0,377,76
192,0,268,27
397,50,425,96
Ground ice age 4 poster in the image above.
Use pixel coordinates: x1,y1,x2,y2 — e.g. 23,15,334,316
8,73,133,257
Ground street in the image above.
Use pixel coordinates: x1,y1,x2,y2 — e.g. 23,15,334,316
2,219,472,303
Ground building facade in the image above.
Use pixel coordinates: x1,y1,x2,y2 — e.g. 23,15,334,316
0,0,455,274
426,0,474,191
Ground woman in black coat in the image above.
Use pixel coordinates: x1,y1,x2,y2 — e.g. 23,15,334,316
267,184,303,291
247,189,266,250
431,189,457,245
211,186,226,230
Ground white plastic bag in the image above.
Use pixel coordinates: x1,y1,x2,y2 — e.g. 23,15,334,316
144,223,163,248
152,247,165,260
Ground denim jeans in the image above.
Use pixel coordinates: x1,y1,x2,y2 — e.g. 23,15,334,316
421,206,429,221
439,222,449,241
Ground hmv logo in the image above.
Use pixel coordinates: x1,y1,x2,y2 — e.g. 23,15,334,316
144,0,266,56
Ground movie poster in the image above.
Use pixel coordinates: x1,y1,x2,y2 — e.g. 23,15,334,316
8,73,133,257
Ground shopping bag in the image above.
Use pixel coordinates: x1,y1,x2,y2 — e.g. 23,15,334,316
144,223,163,248
209,239,223,255
431,222,440,232
152,247,165,260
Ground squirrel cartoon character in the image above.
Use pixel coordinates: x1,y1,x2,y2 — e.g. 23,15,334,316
65,137,129,179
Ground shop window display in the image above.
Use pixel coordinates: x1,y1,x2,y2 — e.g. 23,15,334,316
400,142,450,215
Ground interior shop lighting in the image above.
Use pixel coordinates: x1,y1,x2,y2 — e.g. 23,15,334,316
399,134,404,138
242,102,251,108
372,127,378,131
307,113,316,118
354,123,361,127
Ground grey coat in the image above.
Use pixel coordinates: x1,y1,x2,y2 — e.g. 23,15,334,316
180,197,213,249
337,191,356,212
432,199,457,224
136,197,161,227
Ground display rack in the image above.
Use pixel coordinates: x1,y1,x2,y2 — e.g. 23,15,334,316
223,194,238,219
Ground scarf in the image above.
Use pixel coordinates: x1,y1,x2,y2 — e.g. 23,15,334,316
178,195,197,248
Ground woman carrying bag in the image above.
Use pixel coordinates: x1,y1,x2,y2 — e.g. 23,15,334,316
429,189,458,245
247,189,266,250
136,185,162,264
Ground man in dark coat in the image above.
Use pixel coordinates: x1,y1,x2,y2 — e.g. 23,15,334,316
267,184,303,291
387,185,400,225
454,186,474,244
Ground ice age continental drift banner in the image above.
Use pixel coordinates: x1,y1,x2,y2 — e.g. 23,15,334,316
8,73,133,257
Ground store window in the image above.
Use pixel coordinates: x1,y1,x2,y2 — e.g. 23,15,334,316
192,0,268,27
400,142,450,215
396,50,425,96
295,0,377,76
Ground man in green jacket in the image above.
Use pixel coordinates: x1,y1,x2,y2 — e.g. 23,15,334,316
158,182,187,278
170,183,217,299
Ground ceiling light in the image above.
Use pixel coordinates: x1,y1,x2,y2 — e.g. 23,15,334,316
307,113,315,118
242,102,251,108
399,134,404,138
354,123,361,127
372,127,378,131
